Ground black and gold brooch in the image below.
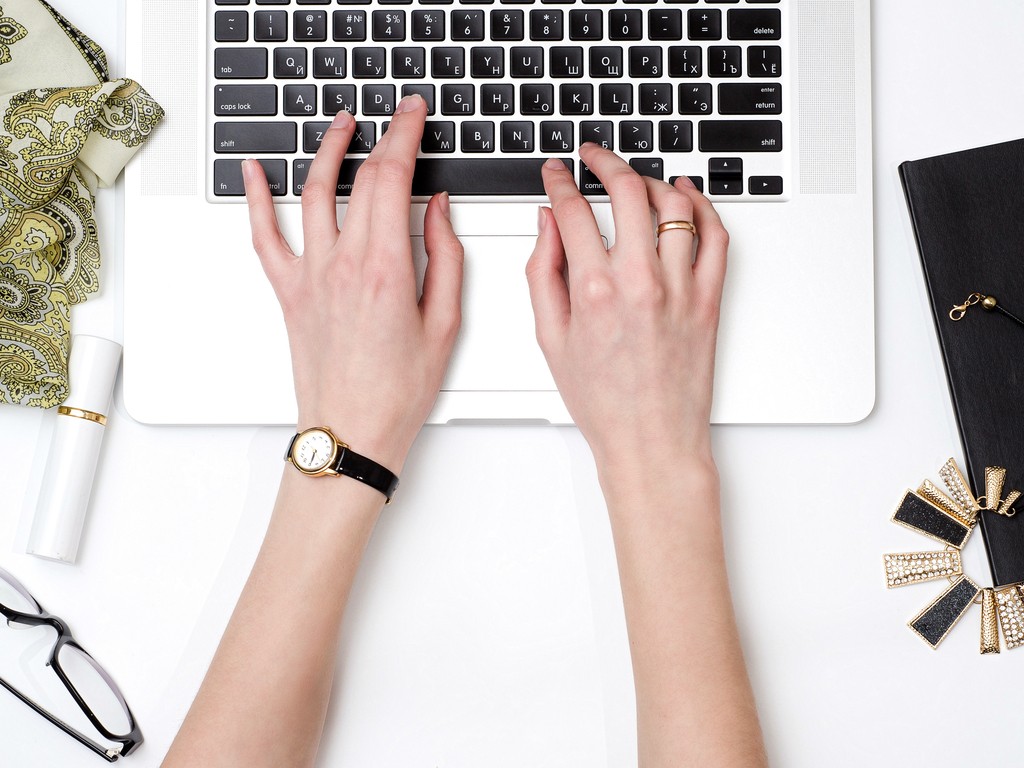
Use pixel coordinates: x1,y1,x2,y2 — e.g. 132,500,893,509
885,458,1022,653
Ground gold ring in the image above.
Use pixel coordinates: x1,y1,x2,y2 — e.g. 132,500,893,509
656,220,697,237
57,406,107,426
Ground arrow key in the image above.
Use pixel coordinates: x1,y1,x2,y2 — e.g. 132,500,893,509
749,175,783,195
709,179,741,195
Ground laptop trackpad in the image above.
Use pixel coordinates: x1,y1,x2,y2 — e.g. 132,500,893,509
415,235,556,392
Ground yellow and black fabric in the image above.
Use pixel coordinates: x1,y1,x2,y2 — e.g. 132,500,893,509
0,0,163,407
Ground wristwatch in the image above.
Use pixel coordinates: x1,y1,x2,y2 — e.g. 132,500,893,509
285,426,399,503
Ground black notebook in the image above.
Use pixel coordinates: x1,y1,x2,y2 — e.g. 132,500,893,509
899,138,1024,587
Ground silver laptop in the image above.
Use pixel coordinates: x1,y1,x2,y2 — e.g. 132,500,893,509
122,0,873,425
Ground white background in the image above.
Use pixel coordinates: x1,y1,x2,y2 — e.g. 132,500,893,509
2,1,1023,765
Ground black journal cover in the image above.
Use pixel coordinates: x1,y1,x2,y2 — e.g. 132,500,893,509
899,138,1024,587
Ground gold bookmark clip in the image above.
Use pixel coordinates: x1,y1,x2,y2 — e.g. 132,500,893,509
949,292,997,321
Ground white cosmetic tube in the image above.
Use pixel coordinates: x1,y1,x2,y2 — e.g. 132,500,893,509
27,335,122,564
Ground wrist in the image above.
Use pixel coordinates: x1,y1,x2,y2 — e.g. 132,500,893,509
295,414,412,474
596,449,720,516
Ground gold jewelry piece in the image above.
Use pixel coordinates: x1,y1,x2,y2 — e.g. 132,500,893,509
656,220,697,237
56,406,107,426
949,291,1024,328
884,458,1024,653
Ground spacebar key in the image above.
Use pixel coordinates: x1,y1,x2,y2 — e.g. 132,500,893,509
410,157,574,196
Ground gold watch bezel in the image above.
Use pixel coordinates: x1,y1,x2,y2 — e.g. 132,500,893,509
288,426,347,477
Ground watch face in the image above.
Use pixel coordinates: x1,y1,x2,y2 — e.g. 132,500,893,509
293,429,336,473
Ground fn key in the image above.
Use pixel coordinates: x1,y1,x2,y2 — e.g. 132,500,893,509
214,159,287,196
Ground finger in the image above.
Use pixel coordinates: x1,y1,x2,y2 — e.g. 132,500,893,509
243,159,297,285
578,143,653,258
301,111,356,248
644,176,696,281
541,156,607,286
368,94,428,250
675,177,728,305
420,192,465,346
525,206,570,354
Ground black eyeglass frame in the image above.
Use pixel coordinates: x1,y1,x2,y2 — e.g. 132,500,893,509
0,567,143,762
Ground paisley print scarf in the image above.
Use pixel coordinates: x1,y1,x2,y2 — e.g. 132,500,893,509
0,0,163,407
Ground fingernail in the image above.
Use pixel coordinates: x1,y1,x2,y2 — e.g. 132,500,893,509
396,93,423,114
439,191,451,219
543,157,567,171
537,206,547,233
330,109,353,129
241,159,256,182
676,175,696,189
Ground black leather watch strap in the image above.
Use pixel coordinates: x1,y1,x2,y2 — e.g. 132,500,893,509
331,445,400,503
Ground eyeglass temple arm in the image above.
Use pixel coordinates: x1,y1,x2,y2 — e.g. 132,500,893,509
0,676,120,762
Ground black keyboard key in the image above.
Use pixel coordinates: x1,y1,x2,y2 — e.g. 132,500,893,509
568,9,601,40
620,120,653,152
530,9,564,40
599,82,632,115
669,175,703,192
353,47,387,77
521,83,554,114
462,121,496,152
363,84,397,115
639,83,672,115
214,11,249,42
550,46,584,77
608,9,642,40
540,120,573,152
284,84,318,115
216,0,251,5
648,9,682,40
372,10,406,40
749,175,783,195
294,9,328,40
215,48,268,79
274,47,308,78
580,163,605,195
214,159,286,196
412,10,446,40
491,10,525,40
452,10,485,40
501,121,534,152
323,84,357,114
214,85,277,116
668,45,701,77
559,82,593,114
480,83,514,114
422,121,455,151
333,10,367,40
303,121,332,153
254,10,288,40
411,157,574,194
511,47,545,77
351,121,376,152
727,8,780,40
658,120,692,151
687,8,721,40
402,83,436,114
718,82,781,114
312,47,347,78
747,45,781,77
677,83,711,114
393,47,427,78
589,46,623,78
441,83,475,113
432,47,466,77
699,120,782,152
215,122,296,153
708,45,741,77
709,178,741,195
708,156,741,179
580,120,613,149
629,157,664,180
471,47,505,77
629,46,662,77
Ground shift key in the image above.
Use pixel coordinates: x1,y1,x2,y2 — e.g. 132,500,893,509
215,122,296,153
699,120,782,152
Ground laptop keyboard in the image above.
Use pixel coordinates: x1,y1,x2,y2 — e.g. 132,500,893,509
210,0,787,200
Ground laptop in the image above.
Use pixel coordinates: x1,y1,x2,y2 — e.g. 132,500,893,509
122,0,874,425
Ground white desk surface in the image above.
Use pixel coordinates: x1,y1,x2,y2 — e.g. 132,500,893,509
2,1,1023,765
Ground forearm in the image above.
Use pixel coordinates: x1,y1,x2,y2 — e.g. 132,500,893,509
162,469,385,768
599,454,766,768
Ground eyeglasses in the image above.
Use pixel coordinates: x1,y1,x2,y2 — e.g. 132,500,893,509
0,567,143,762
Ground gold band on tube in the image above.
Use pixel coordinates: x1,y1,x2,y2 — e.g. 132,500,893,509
57,406,107,426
